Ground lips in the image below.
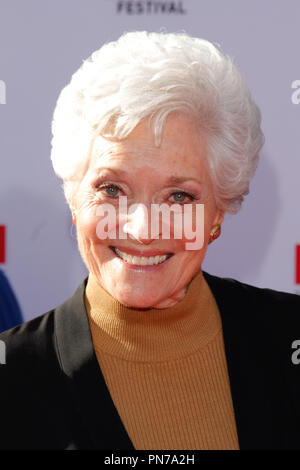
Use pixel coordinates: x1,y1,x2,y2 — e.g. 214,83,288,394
110,246,173,266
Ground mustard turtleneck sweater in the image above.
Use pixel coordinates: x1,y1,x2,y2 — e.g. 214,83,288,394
85,270,239,450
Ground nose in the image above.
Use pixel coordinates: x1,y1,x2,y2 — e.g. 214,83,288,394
122,203,155,245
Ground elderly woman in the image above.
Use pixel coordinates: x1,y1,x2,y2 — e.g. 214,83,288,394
1,31,300,451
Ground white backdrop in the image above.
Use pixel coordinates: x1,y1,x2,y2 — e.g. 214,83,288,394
0,0,300,322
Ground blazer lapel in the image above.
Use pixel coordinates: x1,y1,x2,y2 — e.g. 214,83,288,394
203,271,284,449
55,279,135,450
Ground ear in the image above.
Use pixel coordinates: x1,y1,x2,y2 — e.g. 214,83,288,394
72,213,77,227
212,208,225,227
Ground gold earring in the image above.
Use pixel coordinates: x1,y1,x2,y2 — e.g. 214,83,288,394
71,211,77,227
208,224,221,244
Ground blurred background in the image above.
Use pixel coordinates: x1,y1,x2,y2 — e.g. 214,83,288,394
0,0,300,327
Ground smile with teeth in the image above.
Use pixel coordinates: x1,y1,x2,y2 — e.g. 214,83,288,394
112,247,173,266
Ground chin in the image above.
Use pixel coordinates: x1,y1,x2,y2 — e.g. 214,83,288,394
113,288,164,310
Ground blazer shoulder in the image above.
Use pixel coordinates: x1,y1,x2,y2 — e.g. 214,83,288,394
205,270,300,302
0,277,88,359
0,309,56,362
203,271,300,327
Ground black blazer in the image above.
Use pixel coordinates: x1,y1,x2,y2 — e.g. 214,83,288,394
0,272,300,450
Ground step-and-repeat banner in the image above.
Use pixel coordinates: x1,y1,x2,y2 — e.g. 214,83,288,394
1,0,300,325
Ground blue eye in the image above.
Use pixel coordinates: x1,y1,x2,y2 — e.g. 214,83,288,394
102,184,120,197
171,192,194,203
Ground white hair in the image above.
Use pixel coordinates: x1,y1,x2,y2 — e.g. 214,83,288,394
51,30,264,213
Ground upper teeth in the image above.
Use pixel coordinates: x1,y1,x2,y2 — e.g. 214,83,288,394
114,248,169,266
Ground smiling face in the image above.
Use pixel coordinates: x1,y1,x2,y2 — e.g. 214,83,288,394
74,113,224,309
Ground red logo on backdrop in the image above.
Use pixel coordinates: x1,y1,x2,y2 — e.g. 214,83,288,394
0,226,5,263
295,245,300,284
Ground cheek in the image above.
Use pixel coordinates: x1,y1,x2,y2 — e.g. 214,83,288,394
76,213,114,269
77,205,120,250
76,206,109,252
77,212,98,242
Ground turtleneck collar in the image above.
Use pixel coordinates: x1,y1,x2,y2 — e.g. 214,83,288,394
85,270,222,362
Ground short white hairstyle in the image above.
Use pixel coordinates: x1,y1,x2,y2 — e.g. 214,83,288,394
51,30,264,213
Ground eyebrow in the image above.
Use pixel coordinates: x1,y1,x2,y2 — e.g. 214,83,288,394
167,175,203,185
95,167,203,185
95,167,127,176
